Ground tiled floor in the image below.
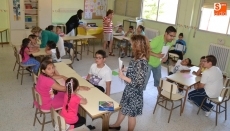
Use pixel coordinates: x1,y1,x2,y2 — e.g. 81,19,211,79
0,43,229,131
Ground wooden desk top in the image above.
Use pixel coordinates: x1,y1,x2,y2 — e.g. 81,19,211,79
113,36,130,41
0,28,8,32
78,87,120,118
32,48,47,57
63,35,96,41
54,62,76,75
166,66,201,87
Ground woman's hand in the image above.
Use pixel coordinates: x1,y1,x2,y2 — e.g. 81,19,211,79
119,69,124,79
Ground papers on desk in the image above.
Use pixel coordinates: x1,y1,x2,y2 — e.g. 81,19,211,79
160,46,170,61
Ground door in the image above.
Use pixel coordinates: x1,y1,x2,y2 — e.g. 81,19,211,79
9,0,25,29
38,0,52,29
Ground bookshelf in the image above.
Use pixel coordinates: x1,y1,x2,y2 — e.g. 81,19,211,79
24,0,38,29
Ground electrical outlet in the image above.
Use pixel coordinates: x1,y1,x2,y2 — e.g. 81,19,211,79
217,38,225,45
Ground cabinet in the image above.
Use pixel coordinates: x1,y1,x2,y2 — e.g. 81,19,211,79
9,0,52,44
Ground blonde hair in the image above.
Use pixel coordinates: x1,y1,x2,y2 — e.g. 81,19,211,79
130,35,150,60
31,27,42,34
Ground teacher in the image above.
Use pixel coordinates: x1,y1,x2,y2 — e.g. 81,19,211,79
31,26,65,57
66,9,84,36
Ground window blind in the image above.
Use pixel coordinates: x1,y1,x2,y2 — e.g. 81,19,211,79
203,0,230,9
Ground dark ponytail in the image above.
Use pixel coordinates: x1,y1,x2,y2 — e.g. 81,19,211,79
56,47,60,59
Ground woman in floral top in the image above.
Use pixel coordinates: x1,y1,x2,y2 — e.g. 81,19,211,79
109,35,150,131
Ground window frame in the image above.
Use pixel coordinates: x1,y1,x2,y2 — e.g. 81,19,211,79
198,2,230,35
140,0,180,25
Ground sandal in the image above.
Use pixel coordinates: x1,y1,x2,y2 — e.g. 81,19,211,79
109,52,115,56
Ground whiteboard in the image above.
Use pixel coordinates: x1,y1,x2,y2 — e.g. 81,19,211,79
84,0,107,19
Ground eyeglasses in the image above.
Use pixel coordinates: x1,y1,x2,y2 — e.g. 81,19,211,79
168,33,176,38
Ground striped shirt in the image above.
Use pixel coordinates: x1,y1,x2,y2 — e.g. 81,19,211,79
103,16,113,33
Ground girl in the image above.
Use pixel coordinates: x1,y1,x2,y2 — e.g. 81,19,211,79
45,41,61,63
28,34,40,49
35,60,66,111
31,26,65,57
169,58,192,75
45,25,55,32
19,38,40,74
136,25,145,36
61,77,90,129
109,35,150,131
40,56,67,80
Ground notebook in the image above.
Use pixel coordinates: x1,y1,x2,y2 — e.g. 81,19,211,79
99,101,114,111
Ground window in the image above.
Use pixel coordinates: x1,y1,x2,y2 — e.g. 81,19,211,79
141,0,179,24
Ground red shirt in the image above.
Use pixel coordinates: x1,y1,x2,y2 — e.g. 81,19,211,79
103,16,113,33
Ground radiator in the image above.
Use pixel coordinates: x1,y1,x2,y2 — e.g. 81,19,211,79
145,28,159,41
208,43,230,72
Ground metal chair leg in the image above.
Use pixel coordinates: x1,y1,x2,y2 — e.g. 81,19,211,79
168,101,174,123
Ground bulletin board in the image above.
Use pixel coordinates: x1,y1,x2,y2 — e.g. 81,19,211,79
84,0,107,19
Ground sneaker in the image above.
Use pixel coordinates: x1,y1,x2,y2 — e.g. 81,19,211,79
205,111,211,117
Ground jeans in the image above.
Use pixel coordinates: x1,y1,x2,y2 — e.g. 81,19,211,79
143,64,161,90
23,57,40,74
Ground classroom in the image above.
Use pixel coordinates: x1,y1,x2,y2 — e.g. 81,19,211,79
0,0,230,131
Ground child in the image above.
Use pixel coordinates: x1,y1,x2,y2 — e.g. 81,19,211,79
45,41,62,63
169,58,192,75
45,25,55,32
193,56,206,76
136,25,145,36
86,50,112,96
169,58,192,92
56,26,73,53
40,56,67,80
19,38,40,74
61,77,90,130
28,34,40,49
119,26,134,58
35,60,66,111
125,26,134,38
115,25,125,35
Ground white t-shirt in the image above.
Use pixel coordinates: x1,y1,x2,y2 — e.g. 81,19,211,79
88,63,112,91
201,66,223,98
51,49,61,62
171,60,190,73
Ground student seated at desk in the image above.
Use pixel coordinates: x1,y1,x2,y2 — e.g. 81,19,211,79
28,34,40,49
188,55,223,116
56,26,73,53
86,50,112,96
45,25,55,33
19,38,40,74
135,25,145,36
115,25,125,35
39,56,67,80
35,60,66,111
61,77,90,130
193,56,206,76
169,58,192,93
45,41,62,63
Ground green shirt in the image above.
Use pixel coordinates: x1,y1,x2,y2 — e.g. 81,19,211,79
148,35,173,67
40,30,59,48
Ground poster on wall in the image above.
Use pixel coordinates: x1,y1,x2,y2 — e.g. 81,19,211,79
84,0,107,19
13,0,21,21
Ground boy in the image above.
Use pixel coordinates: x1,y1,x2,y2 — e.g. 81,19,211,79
188,55,223,116
86,50,112,96
120,26,134,58
193,56,206,76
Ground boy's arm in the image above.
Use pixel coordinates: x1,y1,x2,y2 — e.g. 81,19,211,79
86,74,91,80
105,81,111,96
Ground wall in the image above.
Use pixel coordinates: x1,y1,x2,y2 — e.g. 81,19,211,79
109,0,230,75
52,0,113,26
0,0,10,42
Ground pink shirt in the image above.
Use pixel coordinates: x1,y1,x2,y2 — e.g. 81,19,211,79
22,48,30,63
61,93,81,124
103,16,113,33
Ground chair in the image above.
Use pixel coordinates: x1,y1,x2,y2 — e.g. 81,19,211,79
224,77,230,87
197,87,230,126
12,45,19,71
33,88,61,131
50,107,89,131
153,79,184,123
62,48,75,68
169,53,179,61
32,73,38,108
15,48,35,85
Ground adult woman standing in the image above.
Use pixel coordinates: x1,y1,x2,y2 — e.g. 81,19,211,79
31,27,65,57
109,35,150,131
66,9,84,36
